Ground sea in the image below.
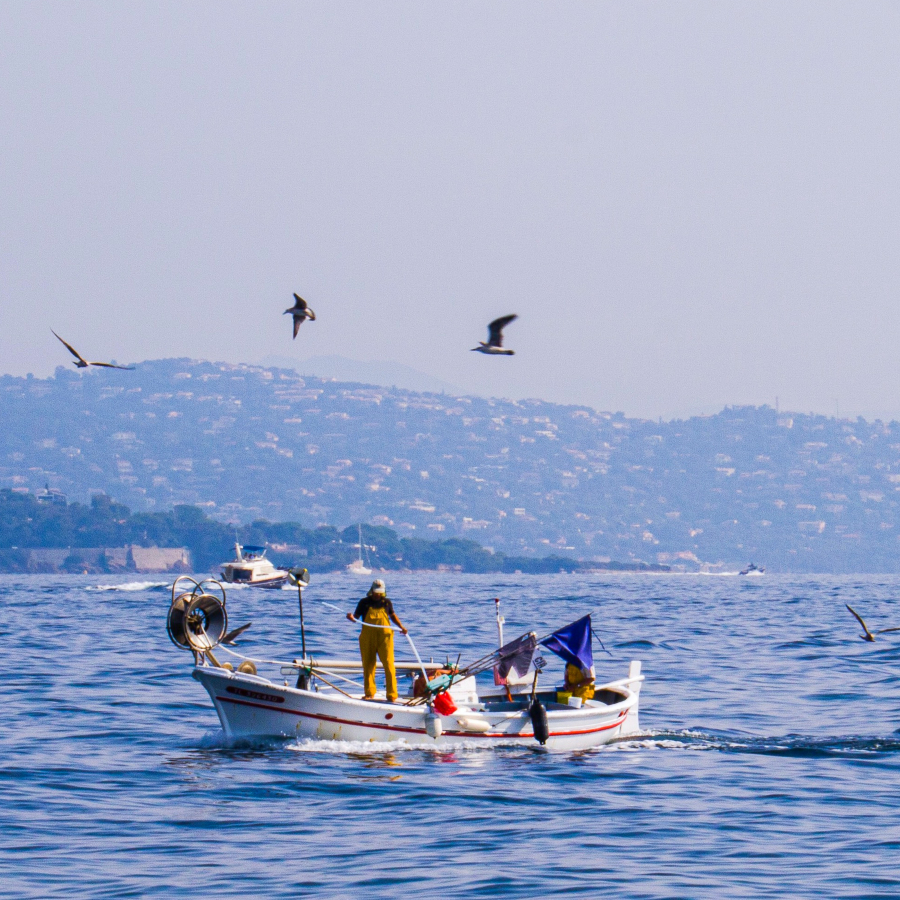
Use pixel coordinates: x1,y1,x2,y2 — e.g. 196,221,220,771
2,572,899,899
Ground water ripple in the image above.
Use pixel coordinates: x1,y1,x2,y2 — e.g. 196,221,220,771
3,573,900,898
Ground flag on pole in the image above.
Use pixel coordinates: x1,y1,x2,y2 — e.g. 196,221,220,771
540,615,593,673
495,633,537,681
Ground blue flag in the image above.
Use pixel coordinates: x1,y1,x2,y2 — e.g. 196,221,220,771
540,615,593,672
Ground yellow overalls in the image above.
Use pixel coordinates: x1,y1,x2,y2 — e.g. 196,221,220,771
359,603,398,701
565,663,595,701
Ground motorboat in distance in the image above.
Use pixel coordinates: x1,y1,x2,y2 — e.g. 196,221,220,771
220,543,288,588
739,562,765,576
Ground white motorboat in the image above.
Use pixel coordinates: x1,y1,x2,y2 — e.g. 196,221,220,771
220,543,288,588
167,578,645,750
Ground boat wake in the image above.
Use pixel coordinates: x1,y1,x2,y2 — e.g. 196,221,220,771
287,736,531,754
192,727,900,758
611,729,900,757
193,730,528,754
87,580,171,592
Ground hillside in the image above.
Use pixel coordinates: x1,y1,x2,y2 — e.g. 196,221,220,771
3,359,900,572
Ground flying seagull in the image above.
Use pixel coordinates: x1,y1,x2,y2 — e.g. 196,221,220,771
51,330,134,369
471,314,517,355
221,622,252,645
284,293,316,338
845,604,900,642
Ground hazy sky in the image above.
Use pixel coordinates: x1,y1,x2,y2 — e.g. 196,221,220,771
3,2,900,420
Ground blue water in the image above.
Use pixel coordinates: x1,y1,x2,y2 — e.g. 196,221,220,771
2,573,900,898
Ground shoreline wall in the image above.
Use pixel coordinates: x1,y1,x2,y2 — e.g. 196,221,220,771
0,546,191,574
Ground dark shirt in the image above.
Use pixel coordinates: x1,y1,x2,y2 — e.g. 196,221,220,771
353,595,395,621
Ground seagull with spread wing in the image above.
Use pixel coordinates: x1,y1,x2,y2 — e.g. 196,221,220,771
471,314,517,355
52,330,134,370
284,293,316,339
221,622,251,645
845,604,900,642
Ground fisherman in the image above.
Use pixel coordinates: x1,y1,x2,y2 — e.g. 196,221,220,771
563,662,595,701
347,579,407,702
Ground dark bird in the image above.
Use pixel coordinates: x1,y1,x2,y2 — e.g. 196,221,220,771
471,314,517,355
284,293,316,338
51,330,134,369
221,622,252,645
845,604,900,642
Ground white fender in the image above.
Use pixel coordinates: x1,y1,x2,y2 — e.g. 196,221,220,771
425,711,442,739
455,716,491,733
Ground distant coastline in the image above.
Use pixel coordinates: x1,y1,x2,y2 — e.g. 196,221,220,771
0,489,669,575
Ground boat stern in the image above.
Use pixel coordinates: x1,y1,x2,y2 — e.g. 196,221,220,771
617,660,643,736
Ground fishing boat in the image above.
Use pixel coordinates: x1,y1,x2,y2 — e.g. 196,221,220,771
219,543,289,588
167,577,645,750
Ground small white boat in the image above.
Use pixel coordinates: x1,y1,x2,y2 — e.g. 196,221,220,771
220,543,288,588
346,524,372,575
168,579,645,750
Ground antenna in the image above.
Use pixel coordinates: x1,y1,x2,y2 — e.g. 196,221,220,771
288,567,311,660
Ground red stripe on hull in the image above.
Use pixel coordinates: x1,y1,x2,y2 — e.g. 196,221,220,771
215,695,628,738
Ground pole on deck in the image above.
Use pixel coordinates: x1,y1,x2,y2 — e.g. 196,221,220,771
288,567,311,658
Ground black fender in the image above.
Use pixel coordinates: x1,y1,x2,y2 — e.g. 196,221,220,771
529,698,549,745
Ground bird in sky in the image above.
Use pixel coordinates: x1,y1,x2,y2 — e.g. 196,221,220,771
221,622,251,645
471,314,517,355
51,330,135,369
845,604,900,642
284,293,316,338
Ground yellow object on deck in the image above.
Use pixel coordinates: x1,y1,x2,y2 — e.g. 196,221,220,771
564,663,595,701
556,691,572,706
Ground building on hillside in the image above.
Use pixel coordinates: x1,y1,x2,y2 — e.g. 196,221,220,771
130,546,191,573
35,483,67,505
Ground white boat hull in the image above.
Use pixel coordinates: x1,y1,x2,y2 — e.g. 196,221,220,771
219,571,288,588
192,662,643,750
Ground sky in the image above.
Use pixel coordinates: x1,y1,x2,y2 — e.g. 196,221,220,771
3,2,900,421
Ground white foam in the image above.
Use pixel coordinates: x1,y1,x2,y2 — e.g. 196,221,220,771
87,581,169,592
605,738,716,751
287,736,526,754
603,728,732,752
